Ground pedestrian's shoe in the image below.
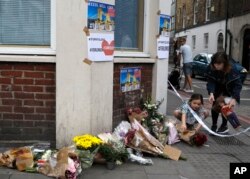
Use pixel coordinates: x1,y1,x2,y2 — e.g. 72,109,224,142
210,125,217,135
217,126,229,134
184,89,194,93
211,125,217,132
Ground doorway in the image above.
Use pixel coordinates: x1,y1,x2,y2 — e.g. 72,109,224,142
217,33,224,52
242,29,250,71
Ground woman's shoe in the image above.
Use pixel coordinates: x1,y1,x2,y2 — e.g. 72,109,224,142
217,126,229,134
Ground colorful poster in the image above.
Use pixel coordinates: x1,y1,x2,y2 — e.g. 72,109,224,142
157,36,170,59
88,1,115,31
87,32,114,61
120,67,141,92
159,14,171,36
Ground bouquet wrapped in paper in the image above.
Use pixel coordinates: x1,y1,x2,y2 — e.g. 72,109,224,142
0,147,34,171
176,124,207,147
37,147,81,179
125,119,164,155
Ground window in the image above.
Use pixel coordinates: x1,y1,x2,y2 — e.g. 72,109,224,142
193,0,198,25
182,5,186,28
0,0,55,55
206,0,211,21
217,33,224,52
171,16,175,30
204,33,209,48
192,35,196,50
115,0,144,51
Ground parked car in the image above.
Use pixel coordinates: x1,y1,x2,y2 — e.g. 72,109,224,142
192,53,248,84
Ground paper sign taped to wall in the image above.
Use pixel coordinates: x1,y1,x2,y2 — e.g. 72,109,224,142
87,32,114,61
157,36,170,59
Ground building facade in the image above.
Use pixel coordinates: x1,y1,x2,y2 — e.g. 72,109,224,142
0,0,171,148
175,0,226,57
174,0,250,71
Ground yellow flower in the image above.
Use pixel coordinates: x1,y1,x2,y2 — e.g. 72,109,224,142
72,134,103,150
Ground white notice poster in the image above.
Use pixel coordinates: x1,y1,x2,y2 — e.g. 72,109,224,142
87,32,114,61
157,36,170,59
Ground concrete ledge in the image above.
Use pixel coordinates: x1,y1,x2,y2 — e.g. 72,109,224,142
114,58,156,63
0,55,56,63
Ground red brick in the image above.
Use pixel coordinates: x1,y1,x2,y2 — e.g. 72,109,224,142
13,121,34,127
1,71,23,77
36,93,55,100
45,73,55,79
23,86,44,92
2,99,22,106
24,100,44,106
14,107,34,113
14,78,34,85
25,114,45,120
24,71,44,78
14,64,34,70
0,120,13,127
0,64,12,70
45,87,55,93
0,92,13,98
1,85,22,91
15,92,34,99
35,65,55,72
36,107,55,114
3,113,23,120
0,106,12,112
22,128,43,135
35,79,55,85
0,78,11,84
45,101,56,107
34,121,55,128
46,114,55,120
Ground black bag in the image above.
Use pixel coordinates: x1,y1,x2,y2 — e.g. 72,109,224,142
168,68,181,90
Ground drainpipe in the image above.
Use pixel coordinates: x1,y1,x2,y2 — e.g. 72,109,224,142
227,30,233,59
225,0,229,53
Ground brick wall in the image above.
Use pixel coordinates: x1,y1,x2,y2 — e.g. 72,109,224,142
0,62,56,145
175,0,226,32
113,63,153,128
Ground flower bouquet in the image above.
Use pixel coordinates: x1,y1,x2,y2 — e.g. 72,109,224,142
176,124,207,147
97,133,129,169
190,132,207,147
72,134,103,169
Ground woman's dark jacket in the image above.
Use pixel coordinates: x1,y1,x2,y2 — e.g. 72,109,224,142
206,64,242,103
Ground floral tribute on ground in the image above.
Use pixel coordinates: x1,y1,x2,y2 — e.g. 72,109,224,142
0,100,211,178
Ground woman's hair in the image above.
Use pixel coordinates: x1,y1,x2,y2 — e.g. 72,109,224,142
210,52,231,73
189,93,204,105
212,96,225,113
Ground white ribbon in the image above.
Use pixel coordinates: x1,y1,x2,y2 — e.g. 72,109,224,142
168,80,250,137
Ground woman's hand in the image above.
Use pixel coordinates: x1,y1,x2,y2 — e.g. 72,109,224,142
209,93,215,104
181,123,187,131
228,98,236,108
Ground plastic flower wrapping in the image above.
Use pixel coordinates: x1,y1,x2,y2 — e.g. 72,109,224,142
72,134,103,169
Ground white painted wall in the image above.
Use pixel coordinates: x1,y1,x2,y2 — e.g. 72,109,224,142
151,0,171,114
175,20,226,57
56,0,114,148
228,13,250,63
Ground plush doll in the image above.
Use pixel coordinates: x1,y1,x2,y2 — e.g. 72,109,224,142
213,96,241,129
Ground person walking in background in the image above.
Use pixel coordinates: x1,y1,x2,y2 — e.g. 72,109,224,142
179,38,193,93
206,52,243,134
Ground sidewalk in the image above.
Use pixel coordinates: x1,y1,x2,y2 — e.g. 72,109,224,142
1,115,250,179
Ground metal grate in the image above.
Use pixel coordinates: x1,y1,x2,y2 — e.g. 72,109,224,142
211,136,246,146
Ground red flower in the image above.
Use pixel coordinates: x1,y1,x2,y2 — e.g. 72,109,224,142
191,132,207,147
